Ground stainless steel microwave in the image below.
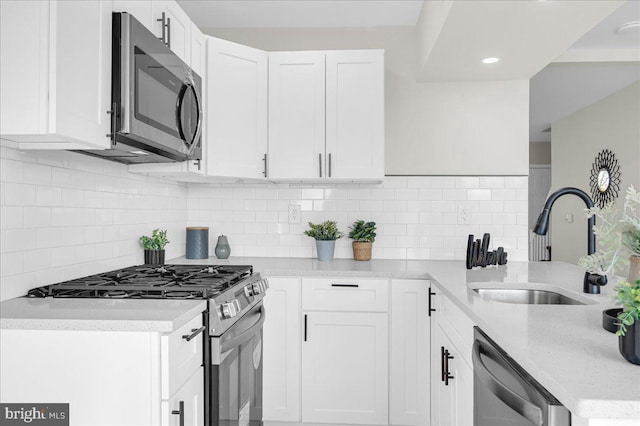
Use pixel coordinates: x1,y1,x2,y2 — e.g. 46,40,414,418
81,12,202,164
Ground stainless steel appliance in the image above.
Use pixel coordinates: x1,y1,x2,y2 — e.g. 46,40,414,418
473,327,570,426
28,264,268,426
80,12,203,164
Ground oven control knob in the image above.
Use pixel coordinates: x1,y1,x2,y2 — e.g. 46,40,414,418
260,278,269,291
221,300,240,319
244,285,254,297
252,282,262,295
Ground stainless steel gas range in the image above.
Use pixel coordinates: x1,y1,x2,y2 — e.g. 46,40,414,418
27,264,269,426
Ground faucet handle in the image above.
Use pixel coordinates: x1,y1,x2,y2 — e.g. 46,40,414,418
584,272,608,294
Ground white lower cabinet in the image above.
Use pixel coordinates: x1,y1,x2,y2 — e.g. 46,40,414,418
390,279,430,426
0,312,205,426
430,286,474,426
263,277,302,422
301,311,389,425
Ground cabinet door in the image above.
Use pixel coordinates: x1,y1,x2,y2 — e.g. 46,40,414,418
268,52,326,180
325,50,384,180
152,1,191,64
302,311,388,425
190,23,206,77
1,0,112,149
390,280,430,426
207,37,268,179
431,306,474,426
162,367,204,426
262,277,301,421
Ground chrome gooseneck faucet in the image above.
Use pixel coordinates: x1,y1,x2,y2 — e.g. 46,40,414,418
533,187,607,294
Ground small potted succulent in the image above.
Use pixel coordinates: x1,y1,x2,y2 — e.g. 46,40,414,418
304,221,343,261
580,185,640,365
140,228,169,266
348,220,377,261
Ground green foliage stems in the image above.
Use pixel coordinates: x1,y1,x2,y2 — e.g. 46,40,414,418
304,221,344,241
615,279,640,336
348,220,377,242
140,228,170,250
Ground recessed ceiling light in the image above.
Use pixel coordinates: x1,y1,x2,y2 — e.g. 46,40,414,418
617,21,640,33
482,57,501,64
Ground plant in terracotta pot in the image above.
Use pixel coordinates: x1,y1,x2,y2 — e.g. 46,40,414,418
304,221,343,261
140,228,169,266
348,220,377,261
580,185,640,364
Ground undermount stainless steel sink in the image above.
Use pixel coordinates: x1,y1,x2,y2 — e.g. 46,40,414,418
472,288,586,305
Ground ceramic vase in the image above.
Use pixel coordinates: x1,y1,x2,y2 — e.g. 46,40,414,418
315,240,336,261
144,249,165,266
352,241,373,261
215,235,231,259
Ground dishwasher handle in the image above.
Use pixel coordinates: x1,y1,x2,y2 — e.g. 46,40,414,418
472,340,543,426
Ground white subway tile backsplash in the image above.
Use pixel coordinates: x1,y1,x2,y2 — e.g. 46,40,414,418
2,144,529,300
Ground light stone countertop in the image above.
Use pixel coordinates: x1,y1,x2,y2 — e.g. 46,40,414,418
172,256,640,420
0,298,207,333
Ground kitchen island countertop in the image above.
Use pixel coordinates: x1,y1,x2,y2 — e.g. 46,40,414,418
171,256,640,421
0,298,206,333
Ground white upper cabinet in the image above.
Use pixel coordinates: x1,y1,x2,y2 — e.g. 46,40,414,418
267,49,384,182
206,37,268,180
325,50,385,180
268,52,326,180
112,1,153,28
152,1,191,65
190,22,206,77
0,0,112,150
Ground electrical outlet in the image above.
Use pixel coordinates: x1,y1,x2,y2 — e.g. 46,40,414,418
288,204,301,224
458,206,471,224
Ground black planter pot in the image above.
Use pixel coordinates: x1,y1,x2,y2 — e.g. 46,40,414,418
144,249,165,266
619,321,640,365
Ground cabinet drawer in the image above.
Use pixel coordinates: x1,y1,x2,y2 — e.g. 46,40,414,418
302,277,389,312
161,367,204,426
161,314,204,399
432,286,474,365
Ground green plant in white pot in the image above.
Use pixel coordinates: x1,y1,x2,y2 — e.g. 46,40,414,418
579,185,640,365
140,228,169,265
304,221,343,261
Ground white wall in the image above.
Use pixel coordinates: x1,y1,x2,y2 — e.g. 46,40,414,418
204,26,530,176
187,176,528,262
0,147,188,301
551,81,640,264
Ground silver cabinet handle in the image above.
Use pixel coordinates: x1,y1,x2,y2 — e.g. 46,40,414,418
473,340,543,426
106,103,118,146
328,153,332,177
157,12,166,44
166,16,171,48
318,153,322,178
263,153,268,177
182,326,205,342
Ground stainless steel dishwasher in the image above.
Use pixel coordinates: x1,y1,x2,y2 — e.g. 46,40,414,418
473,327,570,426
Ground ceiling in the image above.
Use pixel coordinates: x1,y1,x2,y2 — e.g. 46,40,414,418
177,0,424,28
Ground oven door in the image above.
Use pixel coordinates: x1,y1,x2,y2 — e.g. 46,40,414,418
211,302,265,426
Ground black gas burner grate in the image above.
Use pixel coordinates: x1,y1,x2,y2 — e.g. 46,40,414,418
27,264,253,299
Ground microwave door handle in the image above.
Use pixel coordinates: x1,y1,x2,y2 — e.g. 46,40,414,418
220,306,266,353
187,81,203,158
472,340,544,426
175,79,202,159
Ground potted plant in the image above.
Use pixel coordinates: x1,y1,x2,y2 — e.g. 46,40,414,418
580,185,640,365
140,228,169,265
304,221,343,261
348,220,377,261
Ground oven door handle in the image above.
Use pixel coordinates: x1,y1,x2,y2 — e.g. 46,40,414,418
221,306,266,353
472,340,543,426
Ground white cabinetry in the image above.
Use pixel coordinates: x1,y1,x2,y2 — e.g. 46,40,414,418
262,277,301,422
390,279,430,426
152,1,191,64
0,0,112,150
301,277,389,425
207,37,268,180
268,50,384,181
0,313,205,426
430,286,474,426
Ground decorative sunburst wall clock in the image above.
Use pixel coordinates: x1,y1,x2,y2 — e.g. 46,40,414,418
589,149,621,208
